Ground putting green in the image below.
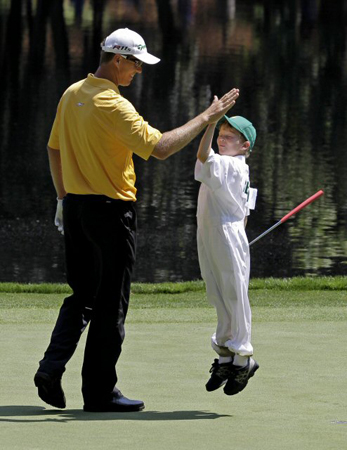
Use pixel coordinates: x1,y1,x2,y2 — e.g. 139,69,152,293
0,295,346,449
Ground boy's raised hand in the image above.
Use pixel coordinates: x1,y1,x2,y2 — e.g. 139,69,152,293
206,89,240,124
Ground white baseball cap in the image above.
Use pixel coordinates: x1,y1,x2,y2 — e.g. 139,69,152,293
101,28,160,65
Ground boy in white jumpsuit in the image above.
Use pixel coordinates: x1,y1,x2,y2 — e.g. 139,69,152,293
195,114,259,396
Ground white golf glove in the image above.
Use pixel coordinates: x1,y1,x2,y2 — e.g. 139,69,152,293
54,198,64,235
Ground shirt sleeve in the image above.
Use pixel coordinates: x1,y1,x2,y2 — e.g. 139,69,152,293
112,96,162,161
47,99,62,150
194,149,225,192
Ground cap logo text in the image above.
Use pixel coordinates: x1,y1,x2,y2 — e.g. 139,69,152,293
113,45,131,51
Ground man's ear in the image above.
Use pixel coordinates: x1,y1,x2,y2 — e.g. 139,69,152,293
114,55,121,65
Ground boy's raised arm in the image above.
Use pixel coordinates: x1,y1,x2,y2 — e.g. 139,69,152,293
197,123,217,163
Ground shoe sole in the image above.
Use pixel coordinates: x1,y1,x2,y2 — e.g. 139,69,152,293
223,361,259,396
34,373,66,409
83,404,145,413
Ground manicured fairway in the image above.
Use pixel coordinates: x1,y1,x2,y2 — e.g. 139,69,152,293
0,283,346,450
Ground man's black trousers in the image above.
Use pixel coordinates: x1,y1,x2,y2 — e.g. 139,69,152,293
38,194,137,404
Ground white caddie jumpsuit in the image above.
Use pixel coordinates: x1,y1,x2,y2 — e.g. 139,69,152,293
195,150,257,357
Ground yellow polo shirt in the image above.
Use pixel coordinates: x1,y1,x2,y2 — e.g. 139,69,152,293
48,74,162,201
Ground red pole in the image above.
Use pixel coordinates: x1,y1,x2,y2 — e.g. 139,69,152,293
280,190,324,224
249,190,324,246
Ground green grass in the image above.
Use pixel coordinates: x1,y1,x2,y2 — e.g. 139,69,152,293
1,280,347,450
0,276,346,294
1,279,346,325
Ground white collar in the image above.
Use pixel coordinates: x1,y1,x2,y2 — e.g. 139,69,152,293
235,155,246,163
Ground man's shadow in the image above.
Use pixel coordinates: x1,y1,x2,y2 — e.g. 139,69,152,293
0,406,232,423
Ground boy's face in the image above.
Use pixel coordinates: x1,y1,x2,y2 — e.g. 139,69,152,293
217,123,250,157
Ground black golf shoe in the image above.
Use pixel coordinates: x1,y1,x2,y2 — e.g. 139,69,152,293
223,357,259,396
34,371,66,409
205,359,234,392
83,390,145,412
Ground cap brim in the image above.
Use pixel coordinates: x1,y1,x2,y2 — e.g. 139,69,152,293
217,115,243,134
135,52,160,65
217,115,229,129
101,47,160,64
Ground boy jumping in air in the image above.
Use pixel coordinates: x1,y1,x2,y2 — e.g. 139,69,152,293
195,107,259,396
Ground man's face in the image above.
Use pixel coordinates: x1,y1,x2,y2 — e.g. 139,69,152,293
117,56,143,86
217,123,248,157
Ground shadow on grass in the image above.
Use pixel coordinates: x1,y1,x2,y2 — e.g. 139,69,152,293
0,406,231,422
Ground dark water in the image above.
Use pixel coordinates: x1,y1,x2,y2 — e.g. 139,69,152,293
0,0,346,283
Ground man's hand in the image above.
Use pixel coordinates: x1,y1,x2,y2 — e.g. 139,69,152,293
54,198,64,235
152,88,240,160
206,89,240,124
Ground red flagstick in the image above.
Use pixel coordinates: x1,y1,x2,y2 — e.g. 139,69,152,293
249,190,324,246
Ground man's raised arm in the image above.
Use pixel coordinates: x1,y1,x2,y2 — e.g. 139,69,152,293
152,88,239,160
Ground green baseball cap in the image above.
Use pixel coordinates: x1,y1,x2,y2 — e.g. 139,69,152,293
218,115,257,151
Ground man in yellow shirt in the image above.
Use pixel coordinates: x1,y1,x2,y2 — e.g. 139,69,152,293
34,27,239,412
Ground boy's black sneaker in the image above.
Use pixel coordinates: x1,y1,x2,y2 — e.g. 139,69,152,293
206,359,234,392
34,371,66,409
223,357,259,396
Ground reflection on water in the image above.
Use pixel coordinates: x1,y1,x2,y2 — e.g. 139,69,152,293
0,0,346,283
